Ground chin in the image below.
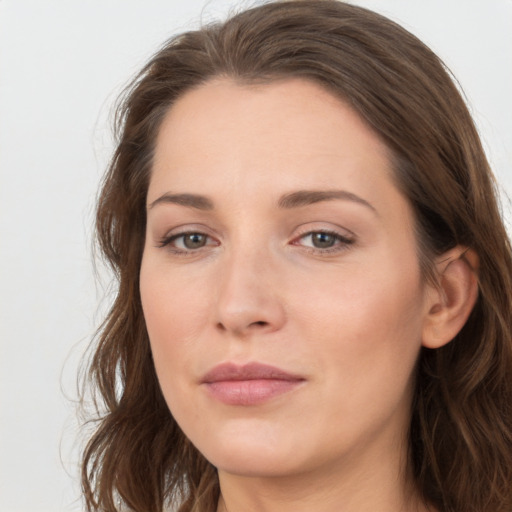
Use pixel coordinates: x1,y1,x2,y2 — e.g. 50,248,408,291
209,449,305,478
193,421,311,478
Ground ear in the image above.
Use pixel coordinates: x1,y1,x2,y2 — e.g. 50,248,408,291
422,246,479,349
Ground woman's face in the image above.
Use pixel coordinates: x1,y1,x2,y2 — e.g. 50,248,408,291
140,78,432,479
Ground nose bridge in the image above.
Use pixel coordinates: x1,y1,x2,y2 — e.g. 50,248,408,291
214,233,286,335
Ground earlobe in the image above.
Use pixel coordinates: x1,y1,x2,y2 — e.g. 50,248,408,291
422,247,479,349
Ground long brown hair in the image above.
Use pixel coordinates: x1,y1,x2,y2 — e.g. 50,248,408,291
81,1,512,511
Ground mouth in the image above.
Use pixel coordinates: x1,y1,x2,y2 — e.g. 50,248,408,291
201,362,306,406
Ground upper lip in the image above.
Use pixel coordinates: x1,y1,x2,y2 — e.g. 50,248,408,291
201,362,304,383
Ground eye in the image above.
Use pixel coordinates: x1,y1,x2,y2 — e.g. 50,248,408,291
305,232,338,249
293,229,354,253
177,232,208,250
157,231,217,253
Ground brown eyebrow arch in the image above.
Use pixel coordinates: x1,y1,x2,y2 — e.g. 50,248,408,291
148,193,214,210
147,189,376,213
278,189,377,213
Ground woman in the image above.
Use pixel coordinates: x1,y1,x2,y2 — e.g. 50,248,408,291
81,1,512,511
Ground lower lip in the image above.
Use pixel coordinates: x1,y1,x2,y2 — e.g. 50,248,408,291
204,379,303,406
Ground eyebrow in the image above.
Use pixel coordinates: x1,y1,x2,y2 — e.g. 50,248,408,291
148,193,214,210
147,189,376,213
277,190,376,213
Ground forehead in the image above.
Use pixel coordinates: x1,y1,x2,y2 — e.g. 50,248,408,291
149,77,400,214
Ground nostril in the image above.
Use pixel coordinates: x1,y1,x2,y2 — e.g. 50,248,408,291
251,321,268,327
215,320,268,333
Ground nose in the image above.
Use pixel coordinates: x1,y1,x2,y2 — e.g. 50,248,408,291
214,248,287,337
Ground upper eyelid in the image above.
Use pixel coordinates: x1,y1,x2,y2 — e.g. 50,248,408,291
159,230,217,245
296,230,353,241
291,230,355,249
155,222,355,239
293,223,356,239
157,226,353,238
159,223,217,238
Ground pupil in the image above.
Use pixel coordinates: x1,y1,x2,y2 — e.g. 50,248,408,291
184,233,206,249
313,233,335,248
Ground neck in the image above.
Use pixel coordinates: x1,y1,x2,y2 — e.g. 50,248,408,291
217,474,430,512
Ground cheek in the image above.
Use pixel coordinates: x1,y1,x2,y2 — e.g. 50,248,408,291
288,263,425,456
140,260,222,441
139,260,210,389
141,281,205,346
294,252,425,385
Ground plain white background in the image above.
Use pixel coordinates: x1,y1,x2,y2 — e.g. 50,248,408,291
0,1,510,511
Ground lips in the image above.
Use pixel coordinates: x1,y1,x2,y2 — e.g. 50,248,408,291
201,362,305,406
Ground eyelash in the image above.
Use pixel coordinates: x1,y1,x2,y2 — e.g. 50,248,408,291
157,229,355,256
156,231,218,255
292,229,355,255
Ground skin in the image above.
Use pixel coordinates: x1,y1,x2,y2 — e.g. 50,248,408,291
140,78,443,512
